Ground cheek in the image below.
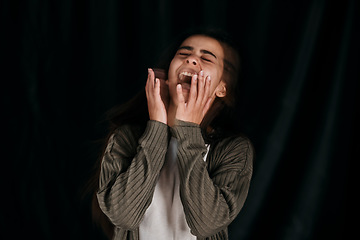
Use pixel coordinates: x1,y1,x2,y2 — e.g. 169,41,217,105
168,58,180,78
209,83,219,97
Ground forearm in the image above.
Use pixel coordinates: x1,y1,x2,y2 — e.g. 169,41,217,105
171,120,252,237
97,120,169,229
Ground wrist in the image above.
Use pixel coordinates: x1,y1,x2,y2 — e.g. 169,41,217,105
171,120,204,143
149,112,167,124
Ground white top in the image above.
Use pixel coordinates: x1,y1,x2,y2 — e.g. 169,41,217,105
139,137,209,240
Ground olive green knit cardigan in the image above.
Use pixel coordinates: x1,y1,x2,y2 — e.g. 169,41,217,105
97,120,253,240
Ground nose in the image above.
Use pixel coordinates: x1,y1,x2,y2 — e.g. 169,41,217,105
186,57,198,66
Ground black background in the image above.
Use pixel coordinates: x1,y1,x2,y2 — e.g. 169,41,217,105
1,0,356,239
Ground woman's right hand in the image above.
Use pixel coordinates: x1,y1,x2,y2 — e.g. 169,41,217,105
145,68,168,124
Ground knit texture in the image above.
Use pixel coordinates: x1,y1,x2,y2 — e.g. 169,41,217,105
97,120,253,240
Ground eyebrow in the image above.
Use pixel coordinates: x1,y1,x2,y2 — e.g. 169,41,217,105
178,46,217,59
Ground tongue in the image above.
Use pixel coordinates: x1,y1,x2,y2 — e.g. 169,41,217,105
181,82,191,90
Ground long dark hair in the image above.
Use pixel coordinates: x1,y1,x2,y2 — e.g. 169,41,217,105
89,27,242,238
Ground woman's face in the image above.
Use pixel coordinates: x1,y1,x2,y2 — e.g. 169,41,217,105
167,35,226,104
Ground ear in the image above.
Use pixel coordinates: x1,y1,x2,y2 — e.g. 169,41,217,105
215,81,227,98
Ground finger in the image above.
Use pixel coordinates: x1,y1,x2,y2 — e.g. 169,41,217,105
197,70,205,104
188,74,198,106
176,84,185,108
149,68,155,88
147,68,157,96
146,68,153,97
201,75,211,106
154,78,161,97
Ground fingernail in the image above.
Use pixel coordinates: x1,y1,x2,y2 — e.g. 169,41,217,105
200,70,204,76
207,76,211,81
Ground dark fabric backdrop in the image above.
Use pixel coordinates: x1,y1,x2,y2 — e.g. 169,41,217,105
1,0,355,239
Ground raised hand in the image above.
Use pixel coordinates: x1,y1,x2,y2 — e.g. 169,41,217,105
176,70,215,125
145,68,168,124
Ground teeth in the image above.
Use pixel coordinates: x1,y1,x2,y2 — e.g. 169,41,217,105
179,71,195,81
180,71,194,77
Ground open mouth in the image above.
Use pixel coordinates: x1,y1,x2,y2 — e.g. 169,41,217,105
178,71,197,88
178,72,195,91
179,71,195,81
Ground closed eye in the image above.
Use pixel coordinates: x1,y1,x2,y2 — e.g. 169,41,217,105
201,57,212,63
179,52,190,56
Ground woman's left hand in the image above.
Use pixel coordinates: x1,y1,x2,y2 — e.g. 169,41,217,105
176,71,215,125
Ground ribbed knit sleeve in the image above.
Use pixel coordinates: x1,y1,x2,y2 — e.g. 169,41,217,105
171,120,254,238
97,120,169,230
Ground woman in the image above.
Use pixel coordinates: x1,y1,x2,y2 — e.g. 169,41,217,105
93,28,254,240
